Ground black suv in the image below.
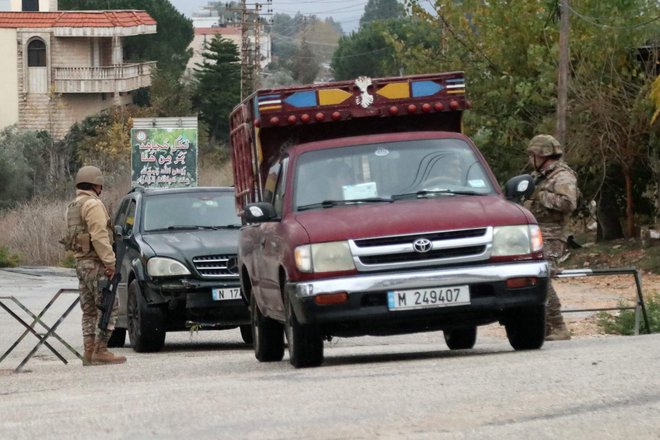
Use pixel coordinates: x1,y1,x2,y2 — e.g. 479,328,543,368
109,187,250,352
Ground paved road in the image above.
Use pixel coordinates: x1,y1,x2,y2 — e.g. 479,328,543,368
0,268,659,439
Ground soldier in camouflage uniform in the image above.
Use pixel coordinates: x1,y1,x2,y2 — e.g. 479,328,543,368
524,135,578,341
64,166,126,365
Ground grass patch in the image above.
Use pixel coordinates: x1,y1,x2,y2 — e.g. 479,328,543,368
596,291,660,335
59,251,76,268
0,246,21,267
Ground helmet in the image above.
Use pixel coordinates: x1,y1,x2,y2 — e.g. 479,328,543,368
526,134,563,157
75,166,104,186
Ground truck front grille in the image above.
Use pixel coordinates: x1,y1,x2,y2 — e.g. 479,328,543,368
359,245,487,265
192,255,239,279
350,227,492,272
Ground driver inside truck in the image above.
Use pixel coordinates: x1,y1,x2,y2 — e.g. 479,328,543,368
328,161,355,200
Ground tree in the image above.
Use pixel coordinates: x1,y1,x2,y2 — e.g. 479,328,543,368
359,0,404,28
145,67,194,117
269,13,340,85
290,38,321,84
193,36,241,144
405,0,660,239
0,126,52,208
332,18,439,81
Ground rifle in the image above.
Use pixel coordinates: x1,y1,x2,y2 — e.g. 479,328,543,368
98,228,125,332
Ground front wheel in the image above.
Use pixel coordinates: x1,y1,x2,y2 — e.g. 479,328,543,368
285,297,323,368
251,293,284,362
443,326,477,350
504,305,546,350
127,280,166,353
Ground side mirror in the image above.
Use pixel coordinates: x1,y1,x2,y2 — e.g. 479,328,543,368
243,202,277,223
114,224,124,240
504,175,535,203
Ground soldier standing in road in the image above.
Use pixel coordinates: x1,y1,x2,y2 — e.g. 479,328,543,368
524,135,578,341
63,166,126,365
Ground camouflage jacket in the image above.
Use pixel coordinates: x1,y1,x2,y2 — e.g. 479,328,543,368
524,160,578,240
67,189,115,267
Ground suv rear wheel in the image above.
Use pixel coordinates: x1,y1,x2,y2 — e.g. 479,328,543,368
285,297,323,368
443,326,477,350
251,293,284,362
127,280,166,352
504,305,546,350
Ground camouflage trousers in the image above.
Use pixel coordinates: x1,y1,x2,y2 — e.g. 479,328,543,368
75,259,118,342
544,238,568,334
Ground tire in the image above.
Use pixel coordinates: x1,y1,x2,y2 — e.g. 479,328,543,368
127,280,166,353
504,305,546,350
251,293,284,362
240,324,253,345
107,328,127,348
443,326,477,350
285,297,323,368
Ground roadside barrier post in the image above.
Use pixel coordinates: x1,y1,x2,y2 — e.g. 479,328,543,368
554,267,651,335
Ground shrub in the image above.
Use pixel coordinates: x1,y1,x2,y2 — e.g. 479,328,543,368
596,291,660,335
0,246,21,267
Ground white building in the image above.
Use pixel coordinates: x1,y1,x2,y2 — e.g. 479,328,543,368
0,0,157,138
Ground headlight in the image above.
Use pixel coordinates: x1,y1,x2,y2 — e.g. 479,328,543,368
294,241,355,273
147,257,191,277
492,225,543,256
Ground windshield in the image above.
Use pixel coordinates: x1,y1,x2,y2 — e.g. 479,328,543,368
142,191,241,232
294,138,495,210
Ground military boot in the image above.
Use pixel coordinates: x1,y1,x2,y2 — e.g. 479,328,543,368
91,339,127,365
545,319,571,341
83,335,95,366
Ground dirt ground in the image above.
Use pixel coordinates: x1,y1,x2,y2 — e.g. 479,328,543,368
481,271,657,339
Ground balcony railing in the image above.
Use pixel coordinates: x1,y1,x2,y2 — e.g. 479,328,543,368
53,61,157,94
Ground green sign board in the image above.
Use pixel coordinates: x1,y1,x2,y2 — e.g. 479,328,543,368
130,127,198,188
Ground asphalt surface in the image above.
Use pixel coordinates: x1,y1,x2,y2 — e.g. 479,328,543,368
0,268,659,439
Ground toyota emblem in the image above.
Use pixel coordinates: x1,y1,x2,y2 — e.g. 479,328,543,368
413,238,432,253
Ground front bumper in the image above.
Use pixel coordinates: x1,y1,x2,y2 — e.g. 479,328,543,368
285,261,549,336
142,277,249,325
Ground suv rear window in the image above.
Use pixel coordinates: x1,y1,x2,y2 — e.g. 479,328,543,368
143,192,240,231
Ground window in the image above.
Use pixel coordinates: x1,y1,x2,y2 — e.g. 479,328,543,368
294,138,495,210
272,158,288,216
27,39,46,67
124,200,137,237
22,0,38,11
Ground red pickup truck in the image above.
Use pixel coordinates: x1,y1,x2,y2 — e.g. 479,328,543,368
230,71,548,368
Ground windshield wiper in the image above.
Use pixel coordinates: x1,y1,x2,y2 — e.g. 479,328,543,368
391,189,483,200
297,197,392,211
148,225,241,232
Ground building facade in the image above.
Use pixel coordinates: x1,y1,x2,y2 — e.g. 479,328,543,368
185,22,271,80
0,1,156,138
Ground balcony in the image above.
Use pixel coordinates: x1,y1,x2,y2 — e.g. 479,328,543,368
53,62,157,94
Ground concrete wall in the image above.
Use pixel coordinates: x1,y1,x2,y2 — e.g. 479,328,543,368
52,38,91,66
0,28,19,128
20,92,134,139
